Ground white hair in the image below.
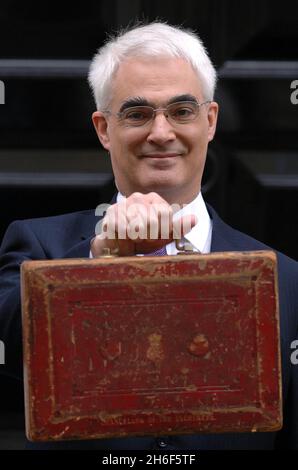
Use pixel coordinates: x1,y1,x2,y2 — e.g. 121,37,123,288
88,22,217,110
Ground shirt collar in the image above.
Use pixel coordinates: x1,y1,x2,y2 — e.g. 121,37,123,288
116,191,212,255
170,191,212,254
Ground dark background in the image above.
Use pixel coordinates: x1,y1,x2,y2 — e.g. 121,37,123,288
0,0,297,448
0,0,298,259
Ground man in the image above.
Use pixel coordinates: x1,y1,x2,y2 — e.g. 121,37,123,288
0,22,297,450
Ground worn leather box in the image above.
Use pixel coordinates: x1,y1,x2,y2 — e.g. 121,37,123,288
21,251,282,441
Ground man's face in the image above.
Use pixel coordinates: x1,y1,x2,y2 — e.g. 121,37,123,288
92,57,218,204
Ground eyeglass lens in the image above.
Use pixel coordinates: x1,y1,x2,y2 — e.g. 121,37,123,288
119,101,201,126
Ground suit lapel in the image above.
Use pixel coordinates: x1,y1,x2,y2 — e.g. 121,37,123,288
207,205,236,253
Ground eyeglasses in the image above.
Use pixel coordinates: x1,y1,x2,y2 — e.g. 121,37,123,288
105,100,211,127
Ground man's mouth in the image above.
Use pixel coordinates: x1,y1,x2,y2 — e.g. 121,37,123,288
141,152,182,158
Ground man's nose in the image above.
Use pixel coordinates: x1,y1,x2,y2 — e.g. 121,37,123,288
146,113,176,144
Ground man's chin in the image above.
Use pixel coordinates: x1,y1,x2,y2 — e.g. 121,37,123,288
135,178,182,198
143,155,180,170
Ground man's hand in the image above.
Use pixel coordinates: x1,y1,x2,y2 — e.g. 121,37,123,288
91,192,197,257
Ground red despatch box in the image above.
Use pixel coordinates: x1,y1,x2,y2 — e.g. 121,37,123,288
21,251,282,441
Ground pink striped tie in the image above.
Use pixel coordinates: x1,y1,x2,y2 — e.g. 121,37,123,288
144,246,167,256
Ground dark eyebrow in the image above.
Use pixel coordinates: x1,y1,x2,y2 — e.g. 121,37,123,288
119,97,150,113
167,94,198,105
119,94,198,113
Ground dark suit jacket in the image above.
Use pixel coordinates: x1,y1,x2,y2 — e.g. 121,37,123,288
0,205,297,450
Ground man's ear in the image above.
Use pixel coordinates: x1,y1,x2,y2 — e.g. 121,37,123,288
207,101,219,142
92,111,111,150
